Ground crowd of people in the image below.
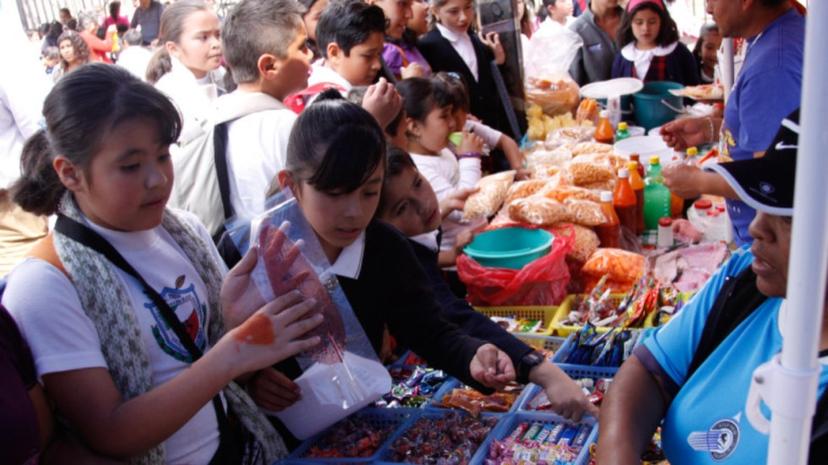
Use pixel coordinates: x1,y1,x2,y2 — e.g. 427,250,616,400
0,0,822,464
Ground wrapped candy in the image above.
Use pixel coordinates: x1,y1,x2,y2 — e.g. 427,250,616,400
387,412,497,464
305,415,396,458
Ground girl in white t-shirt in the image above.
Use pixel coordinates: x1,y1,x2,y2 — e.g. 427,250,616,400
3,64,321,465
396,77,485,271
148,0,227,142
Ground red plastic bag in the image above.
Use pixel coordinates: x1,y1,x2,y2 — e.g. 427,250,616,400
457,233,572,307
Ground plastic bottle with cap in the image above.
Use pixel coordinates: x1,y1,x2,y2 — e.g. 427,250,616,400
629,154,645,178
657,217,674,248
614,168,637,233
615,122,631,142
643,156,671,231
595,190,621,248
595,110,615,144
627,161,645,235
687,199,713,240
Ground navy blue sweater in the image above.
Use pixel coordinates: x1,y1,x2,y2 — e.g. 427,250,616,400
407,237,534,367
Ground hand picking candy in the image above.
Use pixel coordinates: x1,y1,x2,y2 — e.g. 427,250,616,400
441,385,521,416
526,378,613,409
485,420,593,465
376,366,449,408
387,412,498,464
305,415,396,458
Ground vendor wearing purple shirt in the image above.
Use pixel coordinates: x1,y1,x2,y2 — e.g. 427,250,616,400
659,0,803,247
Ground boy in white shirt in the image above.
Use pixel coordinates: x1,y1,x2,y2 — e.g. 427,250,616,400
218,0,313,220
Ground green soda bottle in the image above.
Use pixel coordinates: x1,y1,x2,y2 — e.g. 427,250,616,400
643,156,671,231
615,122,631,142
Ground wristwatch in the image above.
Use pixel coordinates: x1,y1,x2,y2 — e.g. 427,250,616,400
516,350,545,384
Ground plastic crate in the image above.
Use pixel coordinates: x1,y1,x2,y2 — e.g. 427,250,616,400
474,305,558,341
430,379,526,414
519,334,567,354
471,411,598,465
375,410,504,465
553,294,654,337
551,330,640,373
289,408,417,464
518,366,618,412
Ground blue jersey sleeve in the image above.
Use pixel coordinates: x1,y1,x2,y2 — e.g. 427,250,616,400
642,249,755,387
737,69,801,154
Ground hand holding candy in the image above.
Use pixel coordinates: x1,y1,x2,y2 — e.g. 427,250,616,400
529,362,599,421
470,344,515,390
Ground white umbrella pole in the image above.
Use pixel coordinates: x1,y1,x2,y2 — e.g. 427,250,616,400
765,3,828,464
720,38,734,100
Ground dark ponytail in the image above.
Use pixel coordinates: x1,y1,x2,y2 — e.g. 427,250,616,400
13,131,63,216
11,63,182,216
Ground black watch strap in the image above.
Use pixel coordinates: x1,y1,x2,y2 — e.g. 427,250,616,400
516,350,545,385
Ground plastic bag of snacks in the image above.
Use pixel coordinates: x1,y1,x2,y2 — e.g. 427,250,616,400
581,179,617,192
541,185,600,203
544,126,595,149
530,163,563,179
571,141,614,157
526,147,572,169
250,190,392,438
525,78,581,116
551,223,600,263
457,234,571,306
563,199,606,227
505,179,550,204
508,196,570,226
576,98,600,125
463,170,516,221
566,159,615,185
581,248,646,291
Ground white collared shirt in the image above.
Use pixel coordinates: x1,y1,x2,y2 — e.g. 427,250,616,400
308,61,354,94
621,41,679,80
329,231,366,279
436,23,478,81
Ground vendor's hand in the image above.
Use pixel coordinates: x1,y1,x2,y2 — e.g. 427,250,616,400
439,187,479,218
660,117,711,151
470,344,515,390
458,129,485,155
479,31,505,65
219,291,322,376
663,162,704,199
401,62,425,79
529,362,599,421
362,77,403,129
248,368,301,412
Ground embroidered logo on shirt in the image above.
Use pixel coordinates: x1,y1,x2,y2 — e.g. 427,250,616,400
687,413,741,460
145,278,208,363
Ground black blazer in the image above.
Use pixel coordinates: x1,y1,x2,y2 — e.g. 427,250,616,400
418,28,510,135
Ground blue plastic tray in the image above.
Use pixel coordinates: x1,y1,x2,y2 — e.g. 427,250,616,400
471,411,598,465
375,409,505,465
289,408,417,464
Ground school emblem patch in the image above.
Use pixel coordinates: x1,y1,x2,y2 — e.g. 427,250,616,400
687,413,741,460
146,277,208,363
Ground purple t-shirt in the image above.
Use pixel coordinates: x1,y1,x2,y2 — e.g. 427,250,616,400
382,41,432,81
720,9,804,246
0,305,40,464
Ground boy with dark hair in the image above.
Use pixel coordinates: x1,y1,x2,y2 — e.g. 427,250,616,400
309,0,387,91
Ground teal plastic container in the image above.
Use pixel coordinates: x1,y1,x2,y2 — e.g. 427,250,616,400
464,228,553,270
633,81,684,130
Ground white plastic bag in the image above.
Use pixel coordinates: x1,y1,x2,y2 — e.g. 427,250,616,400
524,19,583,81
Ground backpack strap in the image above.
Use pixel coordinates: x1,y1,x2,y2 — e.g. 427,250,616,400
26,234,68,278
213,121,233,223
686,266,767,380
284,82,346,114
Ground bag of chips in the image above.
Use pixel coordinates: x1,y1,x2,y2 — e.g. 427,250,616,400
563,198,606,226
463,171,517,221
505,179,550,204
581,248,646,288
566,159,615,185
508,196,569,226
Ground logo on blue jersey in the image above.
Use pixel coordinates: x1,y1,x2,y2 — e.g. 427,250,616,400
687,413,741,460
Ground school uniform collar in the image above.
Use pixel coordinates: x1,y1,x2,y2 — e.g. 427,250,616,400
329,231,366,279
308,60,354,92
435,23,469,45
621,41,678,60
411,230,440,252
